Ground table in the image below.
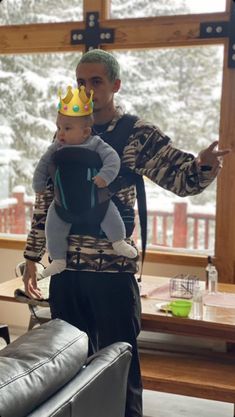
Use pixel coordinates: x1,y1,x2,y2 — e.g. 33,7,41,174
141,275,235,346
0,277,25,303
139,276,235,408
1,275,235,344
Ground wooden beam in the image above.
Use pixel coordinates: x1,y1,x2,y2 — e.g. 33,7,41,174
109,13,229,50
215,40,235,283
0,237,26,250
83,0,110,20
0,12,229,55
0,22,84,54
145,251,207,268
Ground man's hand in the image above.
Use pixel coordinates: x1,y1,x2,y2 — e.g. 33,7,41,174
197,141,231,175
93,175,107,188
22,259,42,299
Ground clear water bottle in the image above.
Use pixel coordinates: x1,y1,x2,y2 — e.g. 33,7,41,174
193,282,203,320
205,256,213,290
208,265,218,294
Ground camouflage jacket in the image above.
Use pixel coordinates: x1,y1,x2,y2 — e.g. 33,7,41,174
24,108,216,273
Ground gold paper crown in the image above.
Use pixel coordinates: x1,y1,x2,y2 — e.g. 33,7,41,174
57,85,94,117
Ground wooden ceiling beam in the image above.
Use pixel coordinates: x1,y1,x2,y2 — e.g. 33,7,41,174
0,12,229,55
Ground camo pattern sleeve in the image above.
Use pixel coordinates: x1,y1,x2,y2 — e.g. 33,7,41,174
24,180,54,262
122,119,216,195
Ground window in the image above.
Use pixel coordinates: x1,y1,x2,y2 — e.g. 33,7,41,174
114,46,223,254
111,0,226,18
0,52,79,234
0,45,223,255
0,0,82,25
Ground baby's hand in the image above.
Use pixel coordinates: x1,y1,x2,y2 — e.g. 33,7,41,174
93,175,107,188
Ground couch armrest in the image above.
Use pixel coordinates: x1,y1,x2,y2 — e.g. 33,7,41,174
28,342,132,417
0,319,88,417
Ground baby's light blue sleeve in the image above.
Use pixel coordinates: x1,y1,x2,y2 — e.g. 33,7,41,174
33,141,59,192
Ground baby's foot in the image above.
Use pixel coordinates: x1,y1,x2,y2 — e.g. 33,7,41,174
112,240,137,259
38,259,66,279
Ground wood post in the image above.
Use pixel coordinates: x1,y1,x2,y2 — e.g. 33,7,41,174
173,202,187,248
11,189,26,234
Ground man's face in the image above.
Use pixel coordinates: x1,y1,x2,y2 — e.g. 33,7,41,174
56,113,90,145
76,62,120,114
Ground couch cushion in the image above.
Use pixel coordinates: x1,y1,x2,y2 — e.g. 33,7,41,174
0,319,88,417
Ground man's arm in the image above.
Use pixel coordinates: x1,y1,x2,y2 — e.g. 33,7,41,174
126,122,230,196
23,180,54,298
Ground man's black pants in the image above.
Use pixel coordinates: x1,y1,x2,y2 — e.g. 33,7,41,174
49,270,143,417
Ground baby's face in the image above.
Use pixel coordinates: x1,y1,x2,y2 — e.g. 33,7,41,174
56,113,90,145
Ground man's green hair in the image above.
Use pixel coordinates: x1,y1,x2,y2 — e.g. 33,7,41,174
77,49,120,82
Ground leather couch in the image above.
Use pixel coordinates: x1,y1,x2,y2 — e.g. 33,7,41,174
0,319,132,417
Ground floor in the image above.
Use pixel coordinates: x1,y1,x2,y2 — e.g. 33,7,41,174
0,330,233,417
143,390,233,417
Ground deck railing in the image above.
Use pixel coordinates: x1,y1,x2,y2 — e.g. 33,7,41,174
133,202,215,251
0,189,215,251
0,188,34,235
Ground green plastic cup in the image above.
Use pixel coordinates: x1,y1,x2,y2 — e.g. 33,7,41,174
170,300,192,317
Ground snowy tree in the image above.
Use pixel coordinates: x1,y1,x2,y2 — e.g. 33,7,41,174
111,0,188,18
0,52,78,190
0,0,83,191
0,0,82,25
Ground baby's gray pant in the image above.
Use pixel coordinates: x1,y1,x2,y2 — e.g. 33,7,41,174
46,200,126,260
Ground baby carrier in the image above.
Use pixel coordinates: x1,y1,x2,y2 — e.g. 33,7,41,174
52,114,147,262
52,146,110,236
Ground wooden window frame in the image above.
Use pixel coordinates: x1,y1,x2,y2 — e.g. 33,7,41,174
0,0,235,282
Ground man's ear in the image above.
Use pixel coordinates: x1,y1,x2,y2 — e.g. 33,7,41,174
112,79,121,93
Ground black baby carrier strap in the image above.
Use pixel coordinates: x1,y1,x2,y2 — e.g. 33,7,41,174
99,114,148,269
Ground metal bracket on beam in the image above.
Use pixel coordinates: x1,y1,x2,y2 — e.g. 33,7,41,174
228,2,235,68
199,2,235,68
71,12,115,51
200,21,228,38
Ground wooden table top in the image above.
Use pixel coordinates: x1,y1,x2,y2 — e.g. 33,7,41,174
141,275,235,342
1,274,235,342
0,277,24,303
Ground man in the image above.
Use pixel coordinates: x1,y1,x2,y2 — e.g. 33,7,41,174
23,49,230,417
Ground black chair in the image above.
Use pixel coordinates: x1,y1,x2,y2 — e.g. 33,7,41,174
0,324,10,345
15,261,51,330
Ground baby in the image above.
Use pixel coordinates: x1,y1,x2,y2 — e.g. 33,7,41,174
33,86,137,278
